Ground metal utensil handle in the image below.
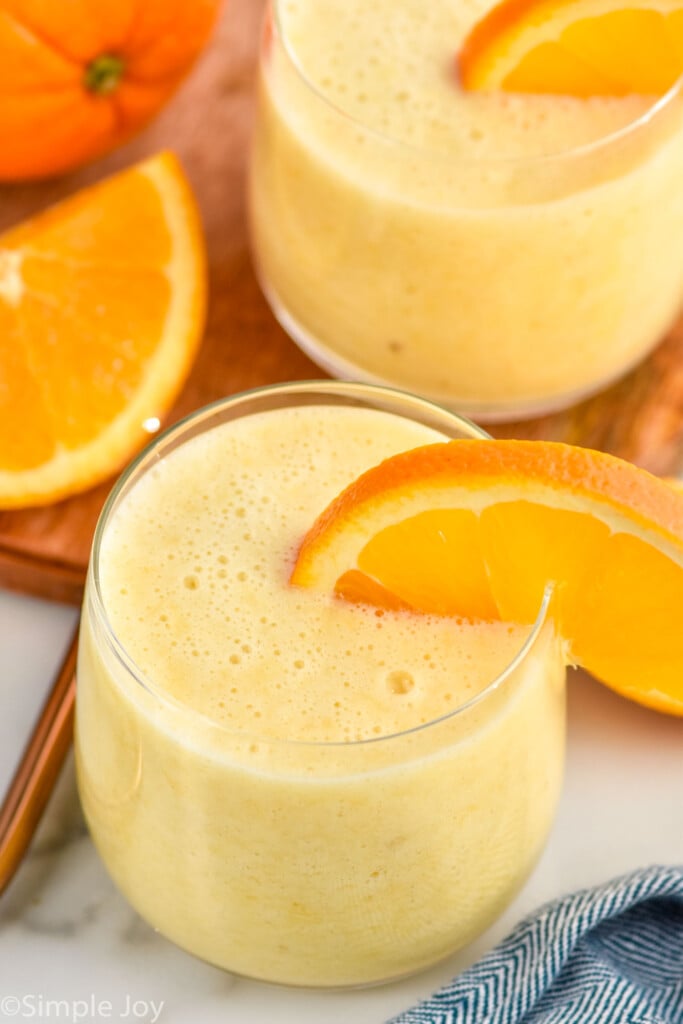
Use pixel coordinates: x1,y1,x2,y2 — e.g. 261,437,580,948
0,624,78,896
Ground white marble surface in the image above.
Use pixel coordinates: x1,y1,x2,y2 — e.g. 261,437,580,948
0,586,682,1023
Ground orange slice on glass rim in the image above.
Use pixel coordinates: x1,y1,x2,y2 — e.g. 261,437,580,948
291,440,683,716
459,0,683,96
0,151,206,508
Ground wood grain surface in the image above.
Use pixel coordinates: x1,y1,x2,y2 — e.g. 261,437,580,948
0,0,682,605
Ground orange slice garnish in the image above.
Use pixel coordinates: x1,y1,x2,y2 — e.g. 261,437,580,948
291,440,683,716
0,151,206,508
459,0,683,96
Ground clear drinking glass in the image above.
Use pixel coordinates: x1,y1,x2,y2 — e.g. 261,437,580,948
76,381,566,987
249,2,683,421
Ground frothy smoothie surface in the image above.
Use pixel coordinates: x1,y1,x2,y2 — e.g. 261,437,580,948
99,405,531,743
277,0,652,159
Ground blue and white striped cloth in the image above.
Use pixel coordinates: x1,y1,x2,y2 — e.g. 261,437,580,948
390,866,683,1024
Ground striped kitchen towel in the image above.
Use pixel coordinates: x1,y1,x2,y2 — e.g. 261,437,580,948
389,865,683,1024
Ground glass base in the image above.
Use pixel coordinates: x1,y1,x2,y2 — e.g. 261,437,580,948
259,276,640,424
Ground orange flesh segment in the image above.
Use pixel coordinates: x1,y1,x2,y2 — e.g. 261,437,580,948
291,440,683,716
334,570,416,611
2,167,171,454
0,152,206,507
355,509,499,619
0,302,54,470
459,0,683,96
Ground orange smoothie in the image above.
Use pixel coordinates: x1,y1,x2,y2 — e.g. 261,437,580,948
249,0,683,419
76,386,566,986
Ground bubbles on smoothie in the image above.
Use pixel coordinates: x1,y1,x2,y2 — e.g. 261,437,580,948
386,670,415,695
99,405,536,744
277,0,655,165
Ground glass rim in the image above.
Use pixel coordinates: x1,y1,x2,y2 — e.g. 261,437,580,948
88,379,555,750
269,0,683,168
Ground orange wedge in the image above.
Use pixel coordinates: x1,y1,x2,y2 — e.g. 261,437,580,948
0,151,206,508
291,440,683,716
459,0,683,96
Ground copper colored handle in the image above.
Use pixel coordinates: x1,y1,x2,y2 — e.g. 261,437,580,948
0,625,78,896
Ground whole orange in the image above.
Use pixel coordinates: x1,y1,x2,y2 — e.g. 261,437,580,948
0,0,221,180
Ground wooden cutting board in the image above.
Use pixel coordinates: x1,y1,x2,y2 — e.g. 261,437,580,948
1,0,682,606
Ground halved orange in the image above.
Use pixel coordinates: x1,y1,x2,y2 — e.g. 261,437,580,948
459,0,683,96
0,151,206,508
291,440,683,716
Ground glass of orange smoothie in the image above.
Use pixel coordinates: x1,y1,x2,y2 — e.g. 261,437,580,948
249,0,683,421
76,382,566,987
